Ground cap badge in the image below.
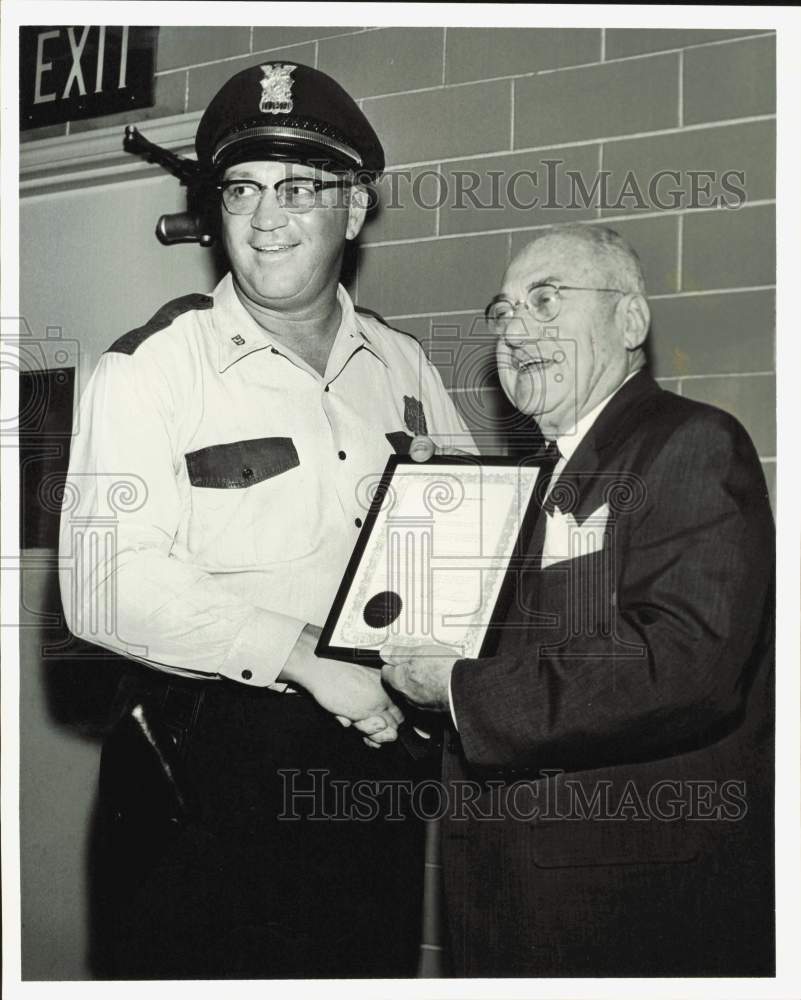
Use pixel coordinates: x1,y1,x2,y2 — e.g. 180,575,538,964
259,63,297,114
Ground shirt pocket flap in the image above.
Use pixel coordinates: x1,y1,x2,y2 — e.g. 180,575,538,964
185,437,299,489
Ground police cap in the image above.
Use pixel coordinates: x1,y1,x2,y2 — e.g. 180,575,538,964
195,62,384,179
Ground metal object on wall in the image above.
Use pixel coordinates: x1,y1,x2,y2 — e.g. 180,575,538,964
123,125,217,246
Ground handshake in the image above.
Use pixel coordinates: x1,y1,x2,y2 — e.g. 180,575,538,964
288,626,458,749
281,434,460,746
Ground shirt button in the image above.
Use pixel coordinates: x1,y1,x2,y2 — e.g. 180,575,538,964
242,468,254,481
338,450,346,460
241,669,253,680
270,347,279,355
355,517,363,528
324,385,330,393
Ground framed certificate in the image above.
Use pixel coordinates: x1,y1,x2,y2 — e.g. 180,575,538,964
316,455,547,666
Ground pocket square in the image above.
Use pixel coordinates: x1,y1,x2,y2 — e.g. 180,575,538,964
541,502,609,569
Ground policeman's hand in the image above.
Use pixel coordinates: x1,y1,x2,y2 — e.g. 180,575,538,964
409,434,474,462
380,644,459,712
335,701,405,749
280,625,404,747
303,659,404,747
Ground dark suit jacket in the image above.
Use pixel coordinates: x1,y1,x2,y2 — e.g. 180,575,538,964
441,372,774,977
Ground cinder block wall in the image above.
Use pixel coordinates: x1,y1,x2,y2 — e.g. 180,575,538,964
22,24,776,506
21,24,777,978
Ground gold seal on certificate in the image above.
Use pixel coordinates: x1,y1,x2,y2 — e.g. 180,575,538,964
317,456,547,666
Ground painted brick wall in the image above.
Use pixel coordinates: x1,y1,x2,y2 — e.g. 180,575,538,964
21,24,777,978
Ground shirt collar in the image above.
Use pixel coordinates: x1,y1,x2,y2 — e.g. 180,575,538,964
214,274,387,373
554,371,639,462
339,289,388,367
214,273,274,373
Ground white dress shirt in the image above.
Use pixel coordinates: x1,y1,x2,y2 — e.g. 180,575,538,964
59,273,474,688
545,371,638,495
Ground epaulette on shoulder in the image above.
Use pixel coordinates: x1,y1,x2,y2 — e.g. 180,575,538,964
356,305,420,344
106,294,213,355
354,304,387,325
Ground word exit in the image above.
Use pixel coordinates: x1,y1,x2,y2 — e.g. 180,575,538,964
20,26,157,131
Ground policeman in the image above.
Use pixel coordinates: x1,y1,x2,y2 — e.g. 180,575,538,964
60,62,473,979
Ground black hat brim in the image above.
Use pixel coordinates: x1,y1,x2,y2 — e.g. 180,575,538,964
213,130,370,179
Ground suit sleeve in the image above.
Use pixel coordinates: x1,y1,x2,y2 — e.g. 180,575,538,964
58,350,305,686
450,409,773,773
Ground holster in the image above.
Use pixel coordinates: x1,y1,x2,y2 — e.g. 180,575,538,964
98,670,205,891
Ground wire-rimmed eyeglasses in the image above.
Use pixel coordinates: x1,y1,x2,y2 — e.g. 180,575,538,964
485,282,628,329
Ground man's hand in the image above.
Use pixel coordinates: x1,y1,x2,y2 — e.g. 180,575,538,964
380,644,458,712
306,664,404,748
334,710,403,749
279,625,404,747
306,657,403,750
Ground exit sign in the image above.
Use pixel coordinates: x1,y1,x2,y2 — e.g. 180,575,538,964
20,26,158,131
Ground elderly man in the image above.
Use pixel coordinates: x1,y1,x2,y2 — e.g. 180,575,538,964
384,224,774,977
59,62,472,979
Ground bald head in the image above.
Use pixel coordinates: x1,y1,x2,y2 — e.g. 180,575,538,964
513,224,647,297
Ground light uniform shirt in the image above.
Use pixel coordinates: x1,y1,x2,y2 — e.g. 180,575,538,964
447,370,638,727
59,273,475,688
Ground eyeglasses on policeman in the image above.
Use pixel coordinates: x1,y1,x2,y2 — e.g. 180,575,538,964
218,176,353,215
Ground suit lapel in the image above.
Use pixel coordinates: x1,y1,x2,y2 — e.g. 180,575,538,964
497,373,663,646
551,371,662,524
